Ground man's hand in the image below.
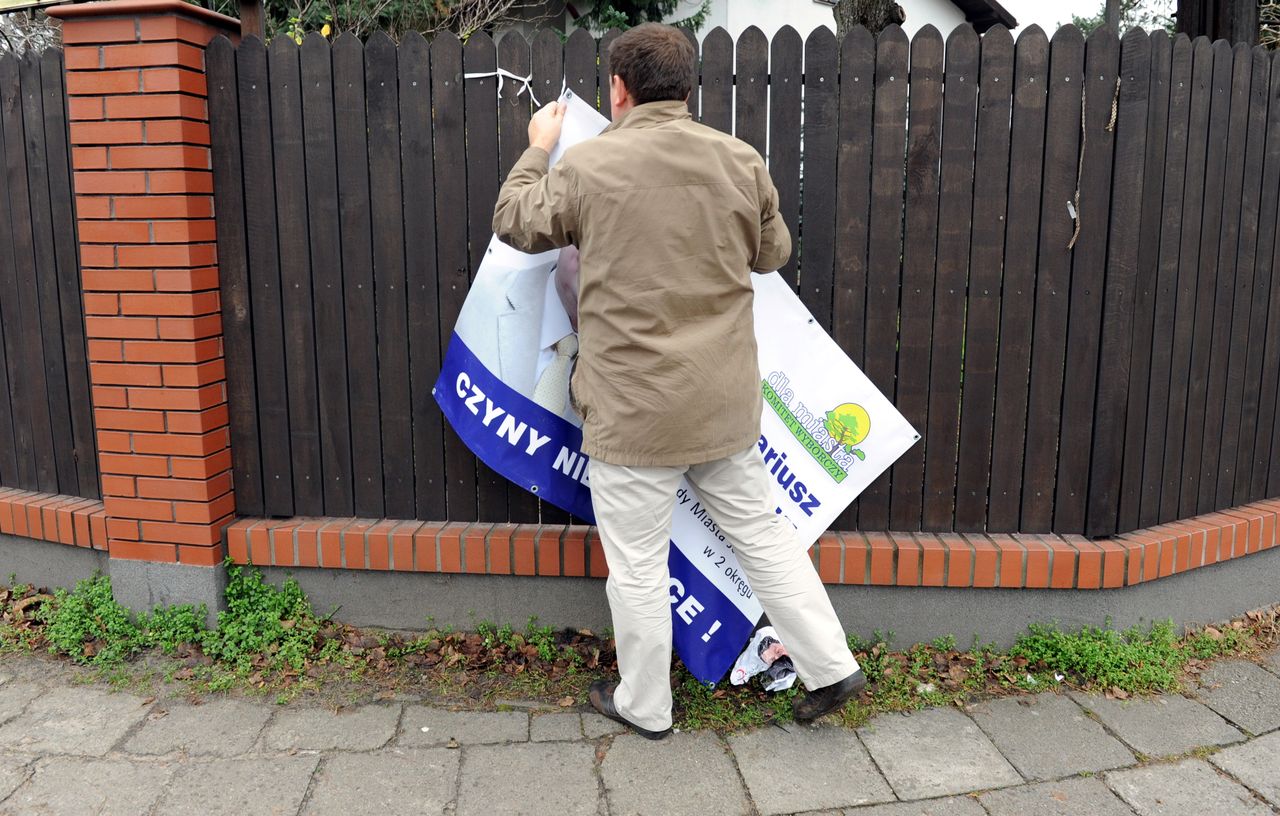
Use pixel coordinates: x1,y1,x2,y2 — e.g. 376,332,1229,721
529,101,566,154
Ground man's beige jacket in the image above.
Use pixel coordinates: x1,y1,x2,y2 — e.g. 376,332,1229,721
492,100,791,467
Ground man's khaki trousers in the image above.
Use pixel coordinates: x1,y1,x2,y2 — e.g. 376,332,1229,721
590,443,860,731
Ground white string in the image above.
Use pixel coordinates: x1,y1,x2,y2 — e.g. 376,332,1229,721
462,67,567,108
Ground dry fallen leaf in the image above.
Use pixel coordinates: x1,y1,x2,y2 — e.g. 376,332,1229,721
558,696,574,708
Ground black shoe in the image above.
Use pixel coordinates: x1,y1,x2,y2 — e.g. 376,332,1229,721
793,669,867,723
588,679,672,740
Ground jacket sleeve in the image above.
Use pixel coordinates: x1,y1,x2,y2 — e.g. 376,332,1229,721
751,163,792,273
492,145,579,253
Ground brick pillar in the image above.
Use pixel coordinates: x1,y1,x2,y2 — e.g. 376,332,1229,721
49,0,240,618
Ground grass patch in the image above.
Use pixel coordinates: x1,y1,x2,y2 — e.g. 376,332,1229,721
1,564,1275,733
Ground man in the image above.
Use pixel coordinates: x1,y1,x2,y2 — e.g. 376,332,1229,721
451,246,581,423
492,23,864,740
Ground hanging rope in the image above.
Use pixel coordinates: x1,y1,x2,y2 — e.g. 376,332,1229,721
462,67,565,108
1067,74,1122,251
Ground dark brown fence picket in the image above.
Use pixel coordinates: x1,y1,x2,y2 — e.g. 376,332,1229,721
188,25,1280,540
0,51,97,500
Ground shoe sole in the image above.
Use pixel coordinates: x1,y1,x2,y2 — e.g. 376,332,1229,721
793,678,867,723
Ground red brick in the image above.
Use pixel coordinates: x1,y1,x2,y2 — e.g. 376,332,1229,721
1221,509,1263,554
124,337,221,363
916,534,946,587
265,523,294,566
1065,536,1103,589
132,429,227,457
88,339,125,362
816,533,841,583
90,361,163,386
838,531,868,584
159,314,222,340
295,519,326,568
66,68,139,95
107,517,141,540
161,360,225,388
1042,535,1078,589
964,534,998,588
893,532,920,586
148,170,214,194
90,511,109,549
102,42,205,70
141,67,208,94
390,521,420,571
178,544,222,566
939,534,972,588
98,451,171,477
536,527,561,576
316,519,349,567
366,520,398,571
247,523,270,564
64,45,103,71
114,195,213,220
72,146,110,170
92,385,129,408
1018,535,1051,588
174,491,235,524
73,510,93,548
83,293,120,315
110,540,178,562
588,529,608,578
141,520,223,546
438,522,467,573
95,407,164,432
165,404,229,434
74,170,147,195
76,195,112,218
225,523,249,563
136,471,231,501
71,120,145,145
562,526,588,578
129,382,223,411
153,220,218,244
138,16,220,45
169,448,233,480
117,243,217,269
413,522,444,572
100,474,136,497
62,17,138,44
867,533,895,585
68,96,105,121
82,270,155,292
143,119,210,145
513,526,537,576
96,430,133,452
105,496,174,521
455,525,483,575
81,220,152,246
85,316,159,340
79,245,117,268
121,291,220,318
1202,522,1223,565
996,536,1025,588
156,267,220,292
110,145,209,170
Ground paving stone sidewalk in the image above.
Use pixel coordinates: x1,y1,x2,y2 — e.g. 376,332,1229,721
0,648,1277,815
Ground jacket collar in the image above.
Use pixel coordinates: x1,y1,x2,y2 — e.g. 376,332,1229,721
604,100,692,133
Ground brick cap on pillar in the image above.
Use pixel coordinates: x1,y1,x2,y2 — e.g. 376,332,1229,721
47,0,240,30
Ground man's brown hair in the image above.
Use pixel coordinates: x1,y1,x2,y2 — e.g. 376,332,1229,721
607,23,695,106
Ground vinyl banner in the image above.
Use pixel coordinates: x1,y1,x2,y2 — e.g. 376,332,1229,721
434,90,918,684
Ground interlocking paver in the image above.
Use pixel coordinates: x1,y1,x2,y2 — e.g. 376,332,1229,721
1106,757,1271,815
154,755,320,816
603,731,750,816
858,707,1022,800
124,697,273,756
302,749,458,815
1209,730,1280,807
841,796,986,815
262,703,400,751
729,724,894,815
978,777,1134,816
398,707,528,746
530,712,582,741
1262,648,1280,678
0,682,43,727
1068,691,1244,757
457,742,598,816
0,686,152,756
1193,659,1280,735
968,694,1135,780
0,756,175,815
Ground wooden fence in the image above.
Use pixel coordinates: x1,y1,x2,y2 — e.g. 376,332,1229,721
205,24,1280,539
0,51,98,501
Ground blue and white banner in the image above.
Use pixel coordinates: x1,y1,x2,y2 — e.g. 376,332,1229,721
434,90,918,685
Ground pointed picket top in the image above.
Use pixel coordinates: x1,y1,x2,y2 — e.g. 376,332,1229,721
1051,22,1085,48
367,28,397,57
910,24,944,52
738,24,767,51
207,32,236,61
981,22,1014,59
703,25,732,55
772,24,802,49
268,28,300,60
876,22,909,52
1016,23,1047,48
840,24,875,58
946,22,979,51
805,23,837,53
463,28,496,60
566,26,594,52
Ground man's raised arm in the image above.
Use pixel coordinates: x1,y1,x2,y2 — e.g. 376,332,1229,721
492,101,579,254
752,163,792,273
